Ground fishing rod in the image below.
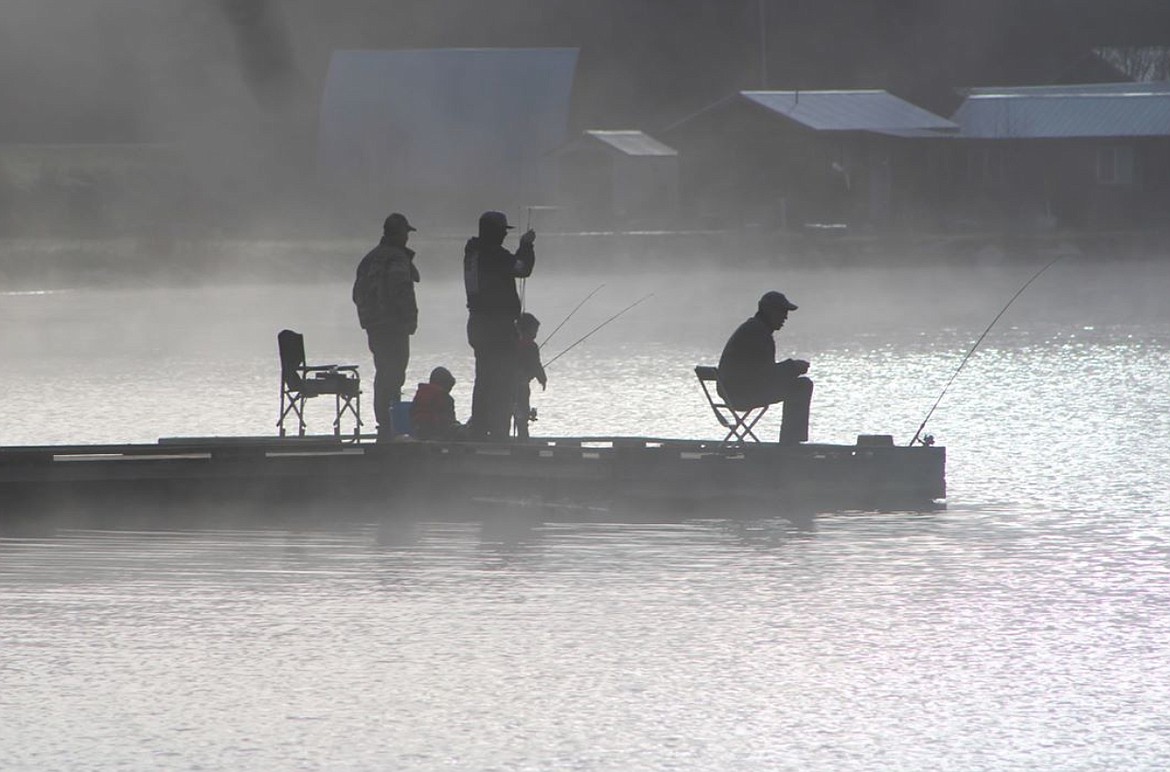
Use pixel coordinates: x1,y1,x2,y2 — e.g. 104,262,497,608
907,254,1064,446
544,293,654,369
539,283,606,350
517,206,557,313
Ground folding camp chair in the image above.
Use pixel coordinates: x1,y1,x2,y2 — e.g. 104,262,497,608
277,329,362,438
694,365,770,445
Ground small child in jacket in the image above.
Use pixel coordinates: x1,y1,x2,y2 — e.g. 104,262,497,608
514,312,548,440
410,366,464,441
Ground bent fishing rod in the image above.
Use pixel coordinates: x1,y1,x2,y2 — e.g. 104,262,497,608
539,283,606,350
908,254,1064,446
544,293,654,369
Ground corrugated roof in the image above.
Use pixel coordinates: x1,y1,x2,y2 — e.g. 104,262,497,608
741,90,957,133
585,130,677,156
953,82,1170,138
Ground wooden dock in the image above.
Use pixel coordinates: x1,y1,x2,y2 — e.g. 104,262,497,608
0,435,945,529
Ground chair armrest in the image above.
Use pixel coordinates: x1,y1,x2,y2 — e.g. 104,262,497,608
302,364,340,372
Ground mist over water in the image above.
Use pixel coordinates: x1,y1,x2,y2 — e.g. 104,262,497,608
2,248,1170,768
4,0,1170,764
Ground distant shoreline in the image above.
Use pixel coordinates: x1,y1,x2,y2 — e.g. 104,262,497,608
1,228,1167,290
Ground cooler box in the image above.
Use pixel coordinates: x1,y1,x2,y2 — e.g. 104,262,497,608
392,400,413,436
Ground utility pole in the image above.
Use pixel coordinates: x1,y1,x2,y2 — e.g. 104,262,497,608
758,0,768,89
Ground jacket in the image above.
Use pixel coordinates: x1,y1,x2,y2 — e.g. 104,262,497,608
717,312,800,405
516,335,547,388
463,237,534,318
410,382,459,440
353,241,419,333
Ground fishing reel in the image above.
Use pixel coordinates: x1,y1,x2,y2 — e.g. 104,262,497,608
915,434,935,447
527,407,538,424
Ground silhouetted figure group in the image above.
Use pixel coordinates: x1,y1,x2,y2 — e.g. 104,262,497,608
353,210,542,442
352,211,811,446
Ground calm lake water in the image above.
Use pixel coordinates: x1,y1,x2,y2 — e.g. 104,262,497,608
2,256,1170,769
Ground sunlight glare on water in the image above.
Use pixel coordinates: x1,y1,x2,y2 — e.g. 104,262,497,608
2,260,1170,769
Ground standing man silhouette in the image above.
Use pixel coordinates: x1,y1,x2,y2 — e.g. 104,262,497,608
353,213,419,440
463,210,535,440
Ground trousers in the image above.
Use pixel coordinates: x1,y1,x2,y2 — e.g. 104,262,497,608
513,382,533,440
467,313,518,441
366,325,410,434
721,369,814,444
469,343,516,440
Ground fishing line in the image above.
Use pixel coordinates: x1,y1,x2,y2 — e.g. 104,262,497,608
908,254,1064,446
544,293,654,369
539,283,606,349
519,207,530,311
517,206,558,314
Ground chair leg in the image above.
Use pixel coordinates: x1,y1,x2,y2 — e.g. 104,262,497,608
719,406,769,446
742,407,768,442
354,390,362,440
279,388,308,437
333,393,362,440
278,388,295,436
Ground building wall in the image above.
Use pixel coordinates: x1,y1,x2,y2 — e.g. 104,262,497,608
937,137,1170,230
669,106,938,232
556,147,678,229
611,155,678,227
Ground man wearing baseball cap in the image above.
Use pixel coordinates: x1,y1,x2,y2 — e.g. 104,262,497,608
352,212,420,440
463,210,537,440
716,290,813,445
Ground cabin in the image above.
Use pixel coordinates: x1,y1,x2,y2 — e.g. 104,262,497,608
661,90,956,232
940,82,1170,230
552,130,679,229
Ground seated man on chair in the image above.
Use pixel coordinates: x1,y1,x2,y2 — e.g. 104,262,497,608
717,291,813,445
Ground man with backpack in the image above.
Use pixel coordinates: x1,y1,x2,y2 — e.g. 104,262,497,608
353,213,419,440
463,210,536,440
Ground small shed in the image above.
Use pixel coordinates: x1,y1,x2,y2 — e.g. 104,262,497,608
663,90,955,230
555,130,679,228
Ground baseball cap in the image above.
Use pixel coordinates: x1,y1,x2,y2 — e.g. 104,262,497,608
759,291,798,313
383,212,417,233
479,210,514,230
